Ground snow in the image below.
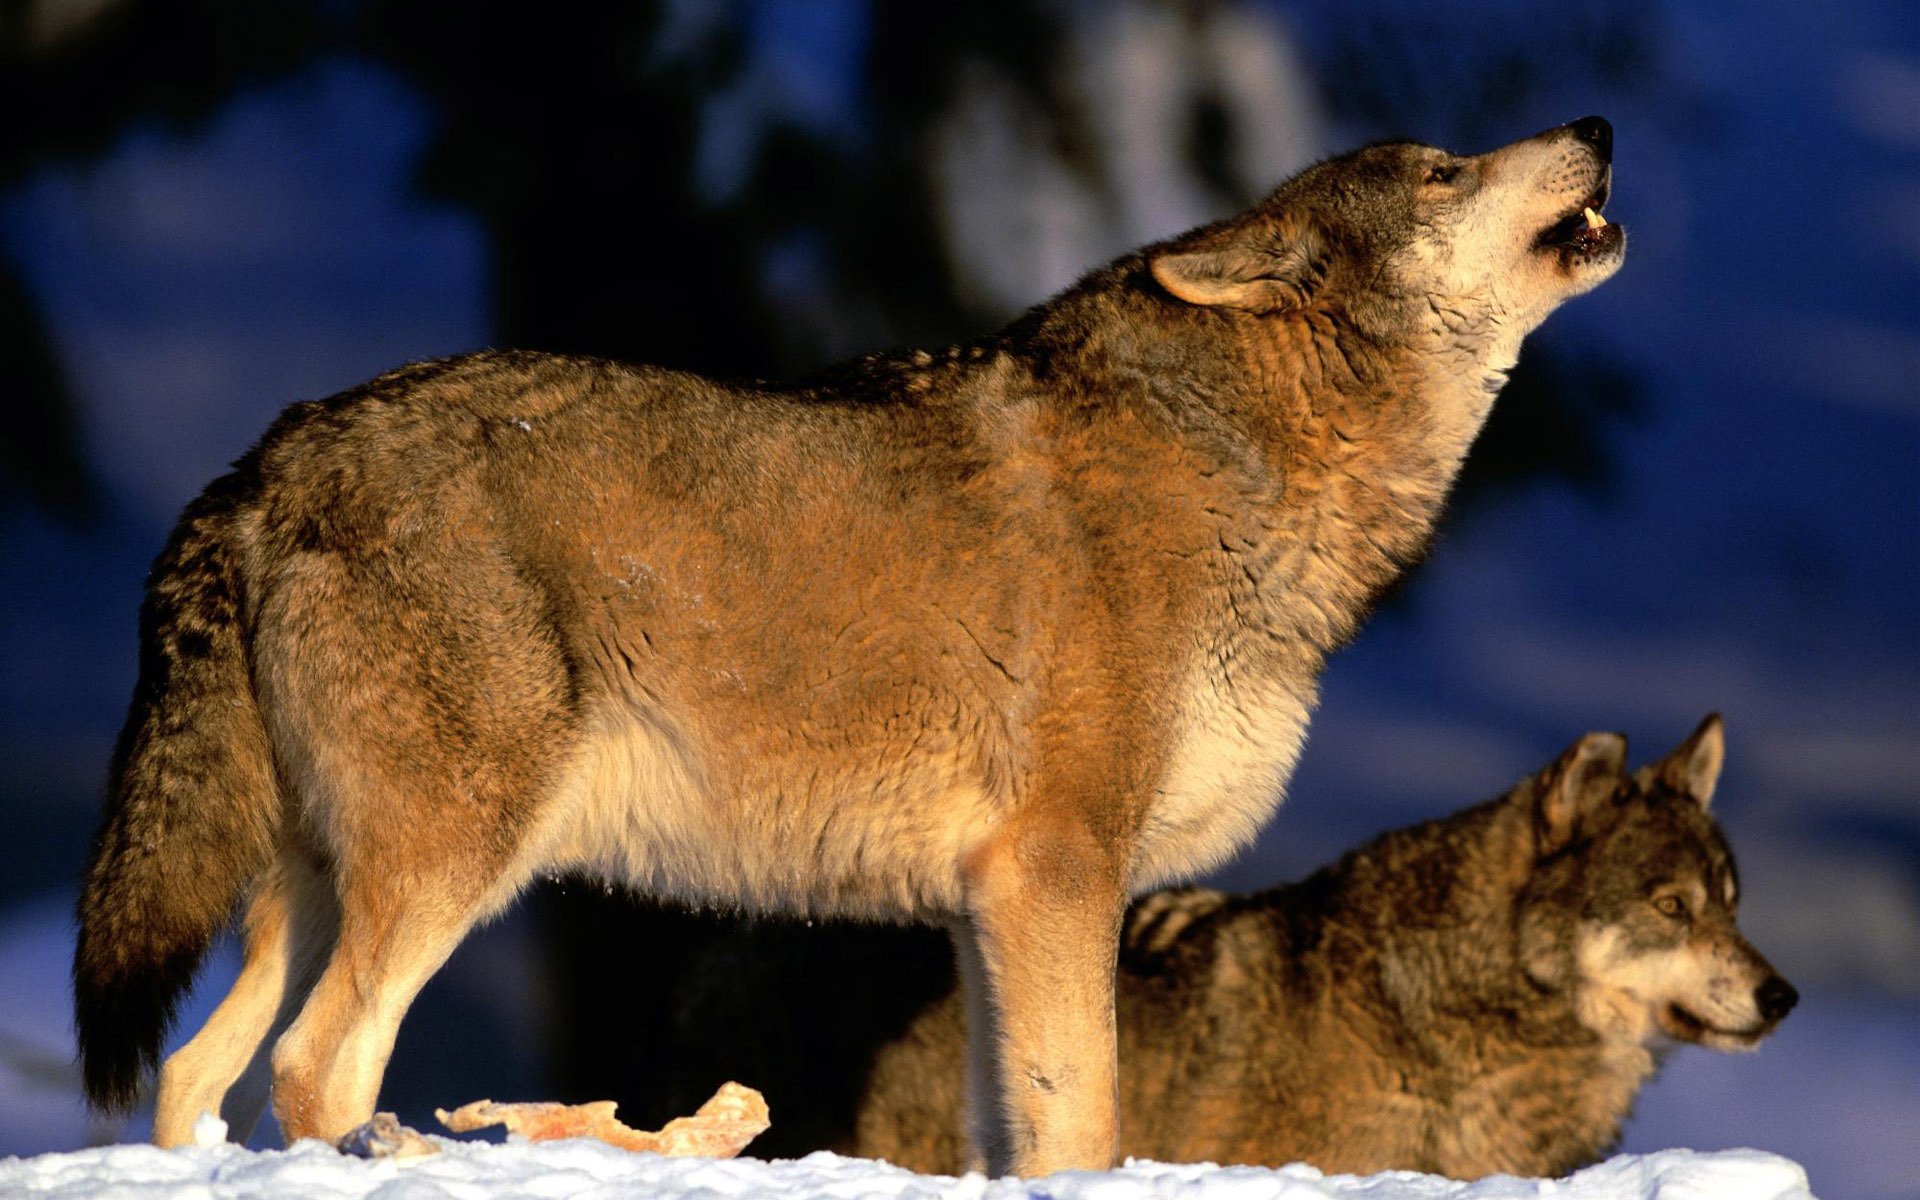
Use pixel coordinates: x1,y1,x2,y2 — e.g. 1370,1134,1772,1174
0,1131,1817,1200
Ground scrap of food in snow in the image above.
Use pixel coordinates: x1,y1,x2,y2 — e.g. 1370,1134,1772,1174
334,1112,441,1159
436,1081,769,1158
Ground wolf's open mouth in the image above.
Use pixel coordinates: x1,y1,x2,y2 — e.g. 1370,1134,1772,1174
1662,1003,1708,1039
1662,1003,1765,1046
1536,178,1619,256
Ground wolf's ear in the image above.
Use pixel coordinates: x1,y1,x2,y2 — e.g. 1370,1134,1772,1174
1149,219,1325,312
1537,732,1627,854
1646,713,1725,810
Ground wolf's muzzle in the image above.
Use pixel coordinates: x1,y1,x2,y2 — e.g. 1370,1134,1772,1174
1756,975,1799,1023
1566,115,1613,164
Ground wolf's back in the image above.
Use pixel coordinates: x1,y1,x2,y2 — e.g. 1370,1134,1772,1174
73,464,280,1113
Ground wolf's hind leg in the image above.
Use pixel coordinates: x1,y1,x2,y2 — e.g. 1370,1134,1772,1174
210,853,338,1144
265,839,528,1145
253,537,581,1143
152,852,337,1147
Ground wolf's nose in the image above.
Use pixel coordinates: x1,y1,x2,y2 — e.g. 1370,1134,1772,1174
1568,115,1613,163
1756,975,1799,1022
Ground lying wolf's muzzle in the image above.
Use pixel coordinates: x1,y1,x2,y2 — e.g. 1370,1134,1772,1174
1755,974,1799,1023
1661,967,1798,1048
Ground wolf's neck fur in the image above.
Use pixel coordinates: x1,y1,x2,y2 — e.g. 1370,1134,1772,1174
1347,801,1616,1033
1299,799,1656,1163
1021,280,1519,670
1201,306,1509,657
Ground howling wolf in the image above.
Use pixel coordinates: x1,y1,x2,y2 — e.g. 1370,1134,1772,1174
75,118,1624,1174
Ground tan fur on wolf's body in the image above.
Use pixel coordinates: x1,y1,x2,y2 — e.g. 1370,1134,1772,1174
641,718,1796,1180
74,120,1623,1175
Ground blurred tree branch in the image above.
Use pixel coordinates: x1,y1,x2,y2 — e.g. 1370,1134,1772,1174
1,0,327,522
0,252,92,520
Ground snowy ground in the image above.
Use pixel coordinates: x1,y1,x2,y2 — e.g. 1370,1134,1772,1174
1,891,1900,1199
0,1112,1818,1200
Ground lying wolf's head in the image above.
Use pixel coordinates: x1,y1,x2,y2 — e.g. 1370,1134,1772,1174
1149,117,1623,366
1513,716,1797,1054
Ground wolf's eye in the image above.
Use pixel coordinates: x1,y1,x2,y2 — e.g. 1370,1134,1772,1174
1654,894,1688,920
1424,163,1461,185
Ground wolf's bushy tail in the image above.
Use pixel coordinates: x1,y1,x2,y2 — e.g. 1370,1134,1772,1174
73,472,280,1112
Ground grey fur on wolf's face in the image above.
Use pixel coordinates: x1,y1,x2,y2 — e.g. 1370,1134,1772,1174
1521,742,1797,1055
1571,792,1790,1053
1157,118,1624,354
1380,119,1623,313
1508,722,1795,1057
1321,121,1622,332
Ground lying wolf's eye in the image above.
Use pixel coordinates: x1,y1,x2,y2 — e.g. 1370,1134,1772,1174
1654,894,1688,920
1423,163,1461,185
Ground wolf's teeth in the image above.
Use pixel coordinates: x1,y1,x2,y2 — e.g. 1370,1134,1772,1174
1583,206,1607,229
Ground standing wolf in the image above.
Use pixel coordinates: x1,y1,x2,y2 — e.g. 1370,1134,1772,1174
75,118,1623,1175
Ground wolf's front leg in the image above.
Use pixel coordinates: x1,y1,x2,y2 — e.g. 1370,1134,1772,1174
957,816,1126,1176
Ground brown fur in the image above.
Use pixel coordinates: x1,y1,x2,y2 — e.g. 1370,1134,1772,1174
642,717,1794,1179
74,120,1624,1174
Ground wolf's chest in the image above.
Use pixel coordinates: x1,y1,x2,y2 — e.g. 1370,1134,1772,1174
1130,666,1311,890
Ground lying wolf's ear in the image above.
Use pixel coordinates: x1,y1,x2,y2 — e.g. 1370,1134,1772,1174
1149,219,1326,312
1643,713,1725,810
1537,732,1627,854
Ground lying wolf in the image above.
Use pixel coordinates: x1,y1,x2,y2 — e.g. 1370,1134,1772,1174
642,716,1797,1179
75,118,1623,1174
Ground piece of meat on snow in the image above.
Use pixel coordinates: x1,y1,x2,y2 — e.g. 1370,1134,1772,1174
436,1081,770,1158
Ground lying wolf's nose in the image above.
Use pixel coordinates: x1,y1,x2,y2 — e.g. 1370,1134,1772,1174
1756,975,1799,1022
1568,115,1613,163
